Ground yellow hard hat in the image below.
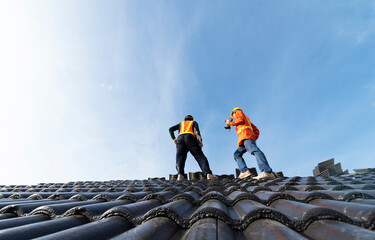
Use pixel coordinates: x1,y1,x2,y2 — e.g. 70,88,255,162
230,107,242,118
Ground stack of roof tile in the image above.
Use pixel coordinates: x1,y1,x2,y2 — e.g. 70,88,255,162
0,173,375,239
312,158,349,177
354,168,375,174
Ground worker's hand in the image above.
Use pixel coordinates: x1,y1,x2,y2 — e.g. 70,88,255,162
173,139,177,144
199,142,203,148
226,118,233,125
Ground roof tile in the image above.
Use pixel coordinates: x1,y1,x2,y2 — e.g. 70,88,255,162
0,174,374,238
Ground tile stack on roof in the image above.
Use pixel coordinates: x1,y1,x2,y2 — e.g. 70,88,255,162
313,158,349,177
354,168,375,174
0,174,375,239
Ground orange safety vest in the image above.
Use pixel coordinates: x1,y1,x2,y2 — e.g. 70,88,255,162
233,111,259,146
178,121,195,136
235,115,253,135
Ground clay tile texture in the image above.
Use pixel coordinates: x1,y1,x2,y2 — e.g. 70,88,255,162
0,173,375,239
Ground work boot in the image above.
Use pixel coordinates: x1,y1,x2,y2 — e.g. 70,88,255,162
177,174,185,181
207,173,218,180
253,172,276,180
238,170,251,179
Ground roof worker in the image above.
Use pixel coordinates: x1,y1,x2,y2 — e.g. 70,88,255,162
169,114,218,181
225,107,275,180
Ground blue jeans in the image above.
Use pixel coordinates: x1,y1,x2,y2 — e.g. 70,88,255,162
234,139,272,173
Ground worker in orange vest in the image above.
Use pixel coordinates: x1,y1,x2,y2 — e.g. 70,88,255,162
226,107,275,179
169,114,218,180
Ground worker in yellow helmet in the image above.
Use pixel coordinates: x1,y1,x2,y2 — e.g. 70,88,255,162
226,108,275,180
169,114,218,180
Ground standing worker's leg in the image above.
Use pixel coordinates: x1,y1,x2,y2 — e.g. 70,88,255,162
176,138,189,176
243,139,272,173
234,146,248,172
185,135,212,177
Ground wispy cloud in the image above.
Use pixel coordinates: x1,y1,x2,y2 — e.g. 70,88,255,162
2,1,375,184
0,1,202,184
331,3,375,45
108,4,207,180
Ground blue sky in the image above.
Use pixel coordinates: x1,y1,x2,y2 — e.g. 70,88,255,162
1,1,374,184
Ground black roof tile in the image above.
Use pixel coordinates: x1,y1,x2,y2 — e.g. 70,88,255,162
282,190,334,202
172,218,217,240
63,200,132,221
111,217,178,240
310,199,375,228
315,190,375,201
0,214,49,230
245,185,272,193
305,220,375,240
30,199,103,218
236,219,309,240
254,191,296,205
0,174,374,238
0,199,75,216
269,199,354,230
142,191,177,203
0,215,90,240
141,199,195,224
101,199,162,222
351,198,375,205
0,213,15,220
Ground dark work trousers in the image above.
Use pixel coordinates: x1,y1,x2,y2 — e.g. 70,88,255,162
176,134,212,177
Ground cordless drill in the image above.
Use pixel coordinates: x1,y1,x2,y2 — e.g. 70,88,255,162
224,118,233,129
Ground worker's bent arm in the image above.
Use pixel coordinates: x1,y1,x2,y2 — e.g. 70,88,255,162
193,122,203,142
169,123,180,140
230,111,245,126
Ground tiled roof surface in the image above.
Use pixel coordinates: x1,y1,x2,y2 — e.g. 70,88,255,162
1,174,375,239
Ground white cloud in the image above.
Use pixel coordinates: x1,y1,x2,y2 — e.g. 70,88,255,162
0,1,205,184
